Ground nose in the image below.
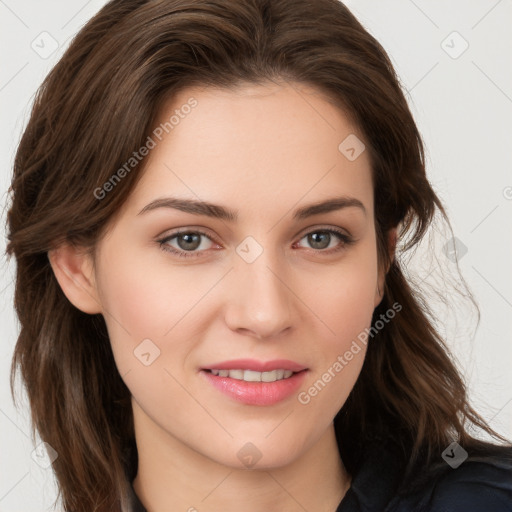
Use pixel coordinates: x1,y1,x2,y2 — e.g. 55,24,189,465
224,251,295,339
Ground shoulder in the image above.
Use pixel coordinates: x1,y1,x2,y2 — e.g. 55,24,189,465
427,450,512,511
392,446,512,512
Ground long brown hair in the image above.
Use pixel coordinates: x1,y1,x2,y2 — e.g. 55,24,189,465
6,0,511,510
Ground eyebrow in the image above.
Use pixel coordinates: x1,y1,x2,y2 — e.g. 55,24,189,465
138,195,366,221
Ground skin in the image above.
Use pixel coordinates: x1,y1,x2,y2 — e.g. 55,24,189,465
49,81,396,512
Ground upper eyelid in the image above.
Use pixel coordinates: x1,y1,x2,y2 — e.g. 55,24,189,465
297,225,352,239
158,227,220,245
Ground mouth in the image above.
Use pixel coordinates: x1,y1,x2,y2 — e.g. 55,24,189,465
205,368,299,382
199,360,308,406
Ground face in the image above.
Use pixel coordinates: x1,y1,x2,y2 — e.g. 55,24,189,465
88,81,385,469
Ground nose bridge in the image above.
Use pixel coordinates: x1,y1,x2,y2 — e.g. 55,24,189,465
225,240,294,338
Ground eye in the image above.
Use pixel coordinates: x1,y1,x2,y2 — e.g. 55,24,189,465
157,227,355,259
295,228,354,254
158,229,218,258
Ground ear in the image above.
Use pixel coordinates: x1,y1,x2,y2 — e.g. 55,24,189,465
48,243,102,314
374,227,398,307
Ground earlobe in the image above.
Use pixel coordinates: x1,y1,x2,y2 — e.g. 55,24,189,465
48,243,102,314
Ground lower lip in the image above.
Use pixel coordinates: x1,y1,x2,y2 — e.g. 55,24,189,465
200,370,308,406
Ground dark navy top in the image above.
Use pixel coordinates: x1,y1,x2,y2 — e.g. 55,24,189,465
125,435,512,511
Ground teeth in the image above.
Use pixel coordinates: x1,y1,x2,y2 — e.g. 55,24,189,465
209,369,295,382
227,369,244,380
244,370,261,382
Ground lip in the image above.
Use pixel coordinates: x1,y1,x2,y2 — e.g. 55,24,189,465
201,368,308,406
201,359,307,372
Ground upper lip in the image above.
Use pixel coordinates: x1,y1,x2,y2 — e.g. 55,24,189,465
202,359,307,372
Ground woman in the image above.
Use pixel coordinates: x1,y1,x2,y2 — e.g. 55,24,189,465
6,0,512,511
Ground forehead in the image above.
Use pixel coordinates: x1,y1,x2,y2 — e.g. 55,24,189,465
122,81,374,220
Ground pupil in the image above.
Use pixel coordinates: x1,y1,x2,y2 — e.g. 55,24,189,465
309,232,330,250
178,233,200,250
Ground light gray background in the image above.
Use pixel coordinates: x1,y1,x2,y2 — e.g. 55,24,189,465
1,1,511,510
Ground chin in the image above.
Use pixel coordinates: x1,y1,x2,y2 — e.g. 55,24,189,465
205,436,307,471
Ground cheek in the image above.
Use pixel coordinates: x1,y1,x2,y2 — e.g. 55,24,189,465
299,244,377,406
96,248,216,338
310,244,379,347
298,288,373,423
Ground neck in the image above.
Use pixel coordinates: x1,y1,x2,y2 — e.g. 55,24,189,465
132,402,351,512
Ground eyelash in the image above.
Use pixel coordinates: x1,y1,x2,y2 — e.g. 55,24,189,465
157,227,355,259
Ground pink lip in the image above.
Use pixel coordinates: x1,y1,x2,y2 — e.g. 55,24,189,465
201,359,307,372
201,369,308,406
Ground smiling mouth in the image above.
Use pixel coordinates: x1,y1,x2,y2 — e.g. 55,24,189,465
201,367,308,406
205,368,302,382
